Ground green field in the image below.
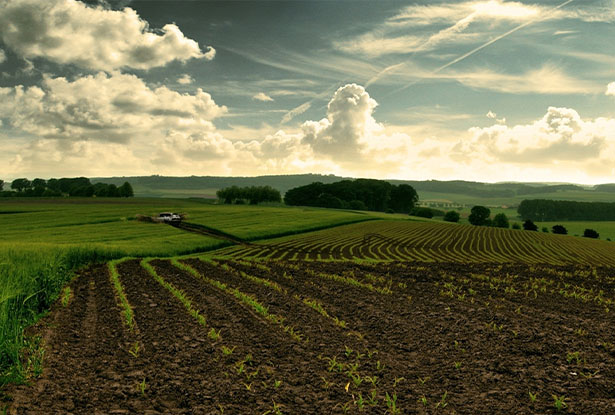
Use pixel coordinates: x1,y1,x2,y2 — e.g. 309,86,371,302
1,198,395,384
3,196,615,392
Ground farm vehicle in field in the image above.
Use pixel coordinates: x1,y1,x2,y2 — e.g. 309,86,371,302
156,212,182,224
136,212,183,225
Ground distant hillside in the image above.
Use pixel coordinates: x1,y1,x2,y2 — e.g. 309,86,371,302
92,175,615,205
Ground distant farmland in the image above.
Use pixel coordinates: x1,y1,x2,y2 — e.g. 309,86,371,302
220,220,615,265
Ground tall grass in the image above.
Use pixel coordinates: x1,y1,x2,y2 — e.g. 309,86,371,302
0,244,123,385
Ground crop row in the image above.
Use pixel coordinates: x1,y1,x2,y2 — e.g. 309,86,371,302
220,220,615,266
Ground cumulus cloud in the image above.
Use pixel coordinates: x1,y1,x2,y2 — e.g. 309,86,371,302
0,0,213,71
177,74,194,85
252,92,274,102
607,82,615,96
0,72,227,143
454,107,611,164
486,110,497,119
301,83,382,160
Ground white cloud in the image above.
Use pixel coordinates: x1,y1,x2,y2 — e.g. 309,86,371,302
455,107,612,165
606,82,615,97
0,0,212,71
0,49,6,64
0,72,227,143
177,74,193,85
281,101,312,124
338,1,542,57
486,110,497,119
301,84,381,160
252,92,274,102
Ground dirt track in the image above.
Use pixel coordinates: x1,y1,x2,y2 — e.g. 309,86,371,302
6,259,615,414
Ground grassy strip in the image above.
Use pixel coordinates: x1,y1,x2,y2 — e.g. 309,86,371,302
0,246,124,386
140,259,206,328
303,268,392,295
206,259,284,293
108,259,136,330
171,259,304,342
299,296,347,329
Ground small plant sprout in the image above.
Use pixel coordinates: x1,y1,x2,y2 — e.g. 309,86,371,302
417,376,430,385
356,393,365,410
393,376,404,387
208,328,221,341
454,361,462,370
385,392,399,414
128,341,140,358
274,380,282,388
345,345,353,358
376,360,386,371
138,378,147,397
418,396,428,406
435,391,448,409
60,286,72,307
552,395,568,411
366,390,378,406
566,352,581,365
262,401,283,415
221,345,236,356
529,391,538,402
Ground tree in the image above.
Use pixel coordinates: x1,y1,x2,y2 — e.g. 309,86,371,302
522,219,538,231
583,228,599,239
468,206,491,226
118,182,134,197
492,213,509,228
443,211,460,223
11,178,31,192
552,225,567,235
512,223,521,230
410,207,433,218
389,184,418,213
0,179,3,191
31,178,46,188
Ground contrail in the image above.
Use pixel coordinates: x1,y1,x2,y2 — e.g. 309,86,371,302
388,0,576,96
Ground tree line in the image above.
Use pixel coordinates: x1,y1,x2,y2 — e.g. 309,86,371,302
0,177,133,198
518,199,615,221
216,185,281,205
283,179,418,213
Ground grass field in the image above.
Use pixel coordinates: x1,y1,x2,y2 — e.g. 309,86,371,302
0,198,386,385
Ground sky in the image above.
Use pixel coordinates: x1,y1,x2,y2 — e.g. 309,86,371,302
0,0,614,184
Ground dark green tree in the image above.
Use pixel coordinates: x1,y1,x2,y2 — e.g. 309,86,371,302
492,213,509,228
11,178,31,192
522,219,538,231
118,182,134,197
389,184,419,213
0,179,4,191
468,206,491,226
443,210,460,223
552,225,567,235
410,207,434,218
583,229,599,239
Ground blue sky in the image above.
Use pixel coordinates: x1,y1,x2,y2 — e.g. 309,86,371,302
1,0,614,183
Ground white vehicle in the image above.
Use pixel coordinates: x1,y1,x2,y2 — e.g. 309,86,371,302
157,212,181,223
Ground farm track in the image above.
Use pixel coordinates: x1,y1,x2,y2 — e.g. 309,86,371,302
6,219,615,413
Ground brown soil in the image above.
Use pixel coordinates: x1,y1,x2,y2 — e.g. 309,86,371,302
5,259,615,414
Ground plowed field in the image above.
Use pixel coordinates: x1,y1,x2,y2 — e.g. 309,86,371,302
7,257,615,414
220,220,615,265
